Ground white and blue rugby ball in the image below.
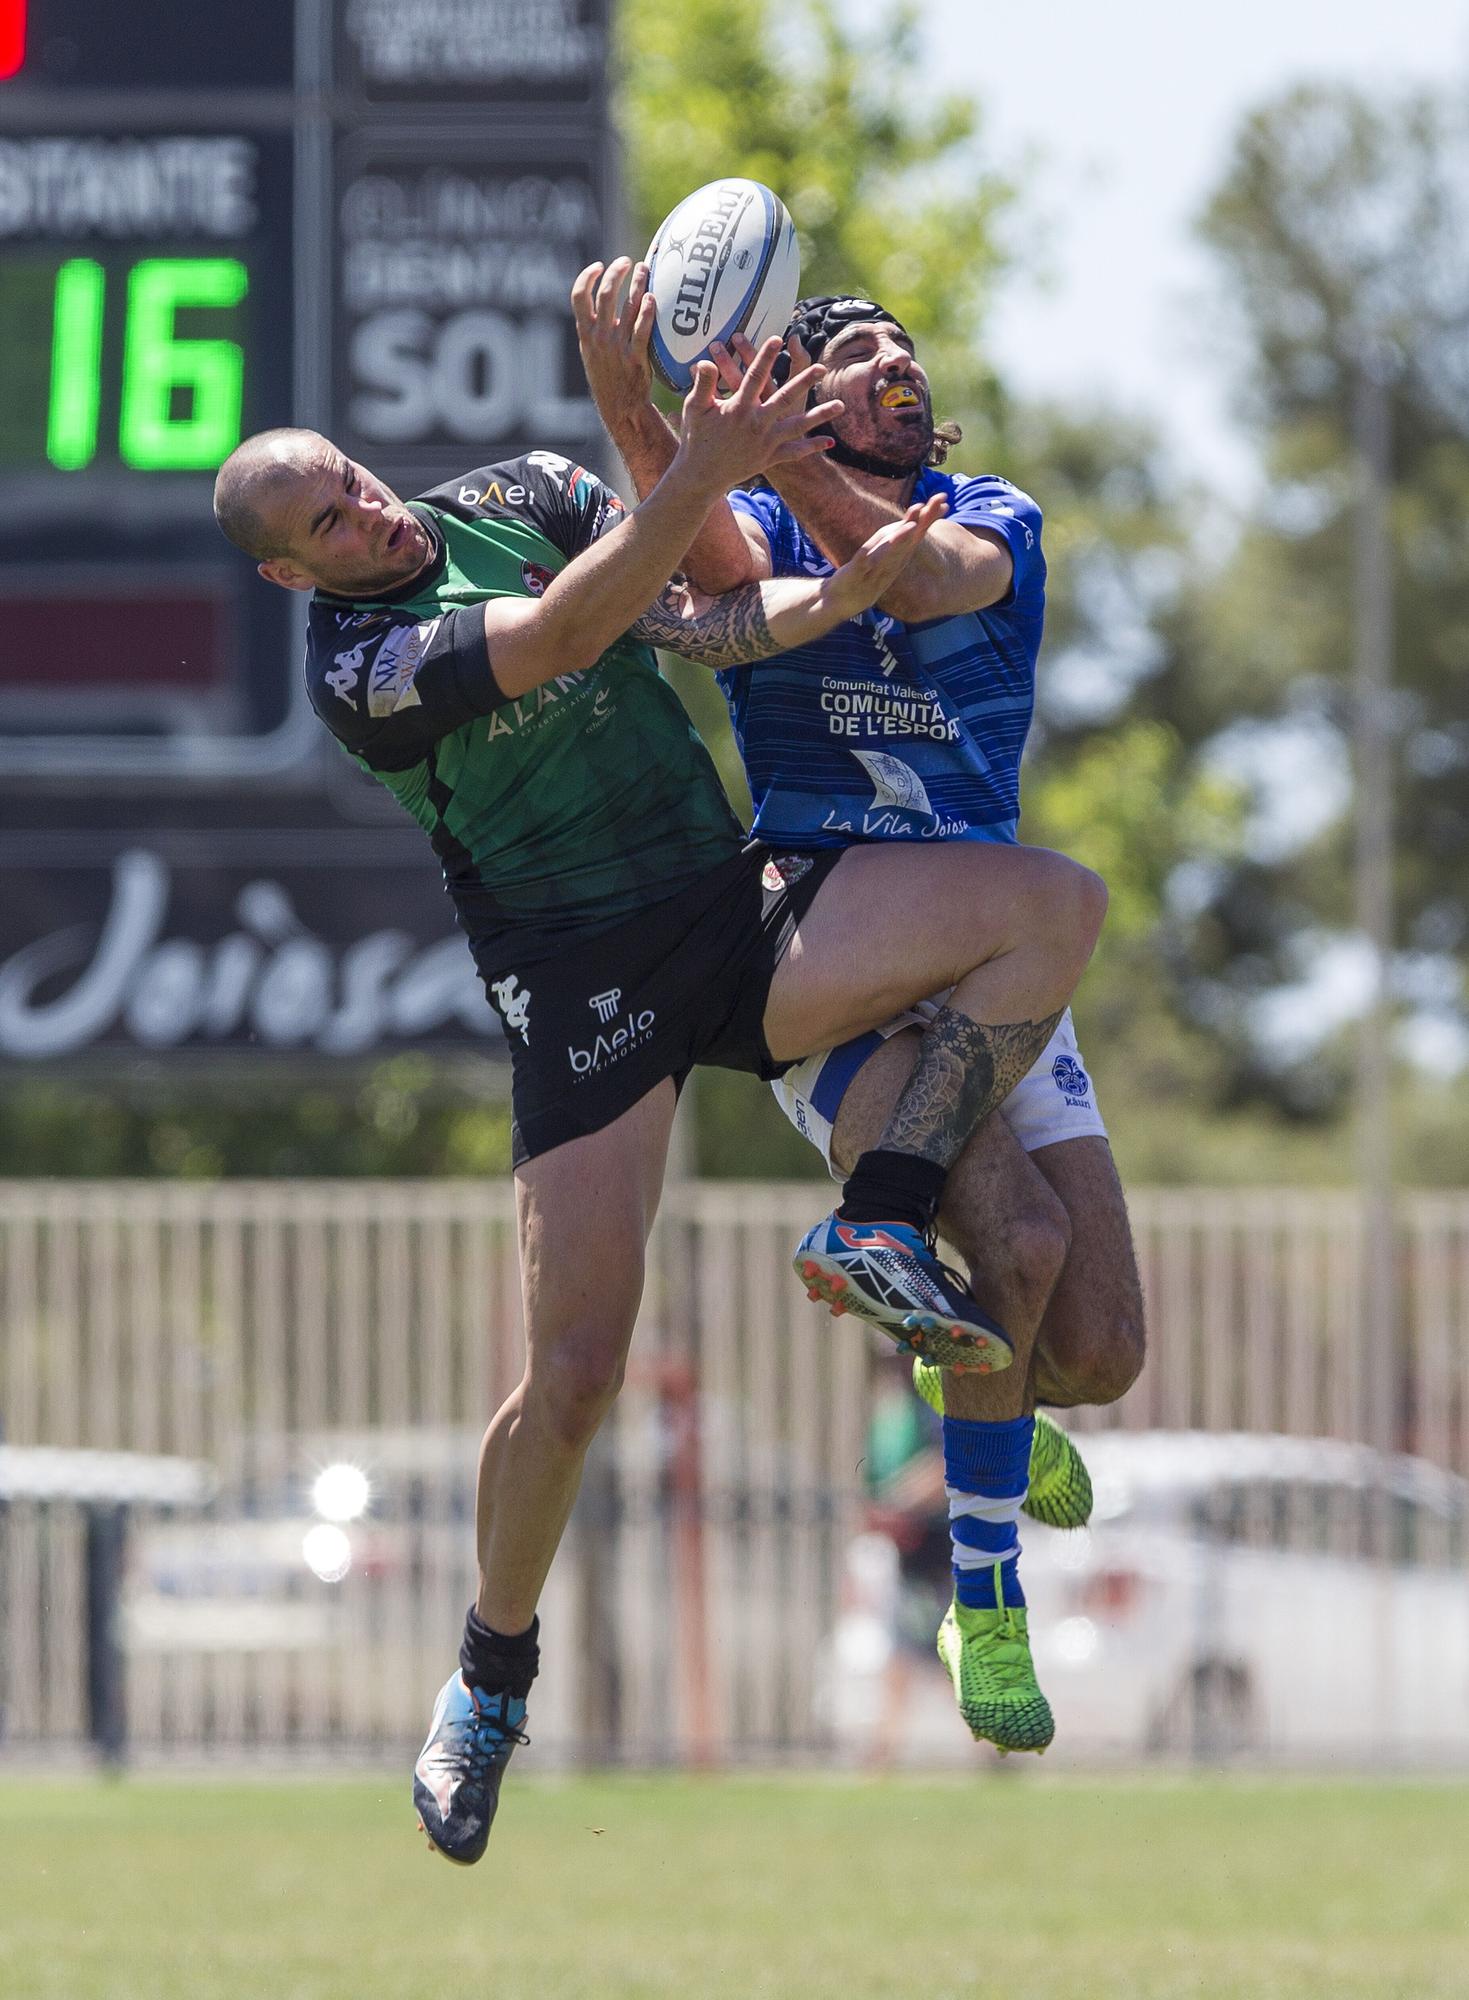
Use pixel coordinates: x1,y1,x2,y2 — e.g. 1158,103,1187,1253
646,178,801,393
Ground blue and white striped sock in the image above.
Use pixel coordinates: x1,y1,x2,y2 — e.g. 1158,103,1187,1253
943,1413,1033,1611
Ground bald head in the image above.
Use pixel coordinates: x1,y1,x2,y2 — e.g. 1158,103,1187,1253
215,431,433,598
213,428,332,559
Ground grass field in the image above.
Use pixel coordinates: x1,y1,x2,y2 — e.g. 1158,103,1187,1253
2,1772,1466,1999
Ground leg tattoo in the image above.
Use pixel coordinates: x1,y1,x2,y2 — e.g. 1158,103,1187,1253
881,1007,1063,1167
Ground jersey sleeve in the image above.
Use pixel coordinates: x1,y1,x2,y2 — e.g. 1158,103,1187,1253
728,485,786,570
418,452,628,562
944,473,1044,603
306,602,508,773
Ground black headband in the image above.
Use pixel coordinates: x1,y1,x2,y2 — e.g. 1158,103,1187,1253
778,295,927,479
784,295,911,363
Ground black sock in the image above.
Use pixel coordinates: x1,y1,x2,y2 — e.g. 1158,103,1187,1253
837,1148,946,1234
460,1608,540,1699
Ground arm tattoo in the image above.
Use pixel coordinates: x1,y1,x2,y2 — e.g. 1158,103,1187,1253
632,576,775,668
880,1006,1065,1168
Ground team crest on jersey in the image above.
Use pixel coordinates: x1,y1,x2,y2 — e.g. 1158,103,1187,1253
762,855,814,894
1052,1053,1090,1103
853,750,933,818
521,561,555,597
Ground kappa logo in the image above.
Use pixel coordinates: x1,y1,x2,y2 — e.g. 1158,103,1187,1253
325,641,367,703
525,450,572,487
1051,1053,1090,1103
490,973,532,1045
589,988,622,1024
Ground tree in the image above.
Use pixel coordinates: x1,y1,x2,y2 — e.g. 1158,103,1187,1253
617,0,1011,414
1160,81,1469,1121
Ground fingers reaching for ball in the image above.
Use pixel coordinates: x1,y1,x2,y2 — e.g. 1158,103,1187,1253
573,255,656,427
820,496,950,619
676,351,843,491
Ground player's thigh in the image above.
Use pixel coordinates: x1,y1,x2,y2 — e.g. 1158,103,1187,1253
762,840,1086,1063
1030,1136,1146,1387
514,1078,677,1367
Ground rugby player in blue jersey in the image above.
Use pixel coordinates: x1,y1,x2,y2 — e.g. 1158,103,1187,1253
576,264,1145,1753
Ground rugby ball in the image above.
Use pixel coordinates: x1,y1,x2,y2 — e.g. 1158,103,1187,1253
646,178,801,393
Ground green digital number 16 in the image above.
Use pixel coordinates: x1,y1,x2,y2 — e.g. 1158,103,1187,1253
47,256,248,472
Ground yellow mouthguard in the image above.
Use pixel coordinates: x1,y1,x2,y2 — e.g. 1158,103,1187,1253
880,385,921,409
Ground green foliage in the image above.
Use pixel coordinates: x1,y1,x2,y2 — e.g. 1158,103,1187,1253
1171,80,1469,1112
0,1059,512,1179
616,0,1011,426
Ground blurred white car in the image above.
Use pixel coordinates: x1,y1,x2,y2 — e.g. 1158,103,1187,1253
1022,1430,1469,1760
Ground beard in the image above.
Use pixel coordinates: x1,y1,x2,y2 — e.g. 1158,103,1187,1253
824,409,935,479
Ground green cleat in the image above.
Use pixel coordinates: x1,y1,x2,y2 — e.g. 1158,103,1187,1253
911,1360,1093,1529
937,1585,1055,1755
1023,1409,1094,1529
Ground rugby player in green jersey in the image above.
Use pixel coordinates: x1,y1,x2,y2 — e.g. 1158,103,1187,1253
213,340,1106,1861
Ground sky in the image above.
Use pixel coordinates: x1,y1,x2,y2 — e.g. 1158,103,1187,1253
849,0,1469,491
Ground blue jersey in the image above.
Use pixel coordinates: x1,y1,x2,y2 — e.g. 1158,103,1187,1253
721,468,1045,847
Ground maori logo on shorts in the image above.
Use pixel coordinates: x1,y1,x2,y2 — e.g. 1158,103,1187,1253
1052,1053,1090,1104
490,974,532,1045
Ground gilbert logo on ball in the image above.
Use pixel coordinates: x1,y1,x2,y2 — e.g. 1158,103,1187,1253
646,178,801,392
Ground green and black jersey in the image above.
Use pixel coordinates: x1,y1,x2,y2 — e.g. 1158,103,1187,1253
305,453,743,967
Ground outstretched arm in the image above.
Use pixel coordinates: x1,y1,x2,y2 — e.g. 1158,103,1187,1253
718,331,1014,623
484,339,840,699
573,258,765,595
632,495,948,669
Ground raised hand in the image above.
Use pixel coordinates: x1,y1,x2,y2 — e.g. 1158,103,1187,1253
818,494,949,622
708,327,813,395
675,336,843,495
572,258,657,430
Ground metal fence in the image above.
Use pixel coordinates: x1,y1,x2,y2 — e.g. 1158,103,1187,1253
1,1180,1467,1767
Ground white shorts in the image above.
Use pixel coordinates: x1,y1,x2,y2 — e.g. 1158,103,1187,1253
772,1001,1107,1178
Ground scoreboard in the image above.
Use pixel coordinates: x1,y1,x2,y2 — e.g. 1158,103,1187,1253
0,1,301,775
0,0,611,780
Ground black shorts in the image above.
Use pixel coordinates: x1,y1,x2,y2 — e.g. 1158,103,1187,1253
476,842,843,1165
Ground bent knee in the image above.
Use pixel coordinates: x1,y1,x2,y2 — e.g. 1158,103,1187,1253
526,1328,631,1450
1008,851,1108,992
1057,858,1108,968
1051,1313,1146,1407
